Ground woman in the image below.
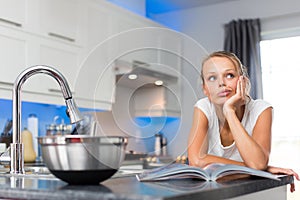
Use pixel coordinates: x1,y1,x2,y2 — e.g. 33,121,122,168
188,51,299,191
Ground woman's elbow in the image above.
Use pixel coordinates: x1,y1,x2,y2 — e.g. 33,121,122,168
247,160,269,171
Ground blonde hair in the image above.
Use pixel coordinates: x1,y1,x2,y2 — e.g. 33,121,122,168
201,51,251,95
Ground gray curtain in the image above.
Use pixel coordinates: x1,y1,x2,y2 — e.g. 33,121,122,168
224,19,262,99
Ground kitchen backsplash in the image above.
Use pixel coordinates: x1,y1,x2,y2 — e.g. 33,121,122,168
0,98,94,137
0,98,180,156
134,117,180,154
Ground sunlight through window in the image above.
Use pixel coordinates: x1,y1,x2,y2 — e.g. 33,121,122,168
261,36,300,139
260,36,300,176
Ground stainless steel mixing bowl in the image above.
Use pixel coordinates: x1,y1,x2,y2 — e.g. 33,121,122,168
38,135,128,185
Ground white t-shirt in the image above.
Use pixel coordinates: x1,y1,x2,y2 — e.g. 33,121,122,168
194,97,272,162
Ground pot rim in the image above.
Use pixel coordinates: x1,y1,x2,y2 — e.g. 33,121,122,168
38,135,128,145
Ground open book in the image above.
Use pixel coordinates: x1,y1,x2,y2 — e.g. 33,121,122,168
136,163,280,182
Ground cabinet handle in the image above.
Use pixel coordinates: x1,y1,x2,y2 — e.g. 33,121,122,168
0,18,22,27
0,81,14,86
48,88,75,95
0,81,13,90
48,32,75,42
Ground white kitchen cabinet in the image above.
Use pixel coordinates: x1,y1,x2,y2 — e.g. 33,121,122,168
0,25,83,106
157,32,182,77
20,36,114,109
0,0,26,27
22,37,80,95
107,6,181,77
111,14,160,67
73,38,116,110
0,0,180,111
84,3,114,50
111,27,182,116
80,0,182,113
115,27,182,78
78,1,164,110
39,0,82,44
74,2,120,109
0,27,27,85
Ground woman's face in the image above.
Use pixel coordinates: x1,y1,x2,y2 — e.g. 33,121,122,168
202,56,240,105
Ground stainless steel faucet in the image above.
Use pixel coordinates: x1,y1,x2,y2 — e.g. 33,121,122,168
10,65,83,174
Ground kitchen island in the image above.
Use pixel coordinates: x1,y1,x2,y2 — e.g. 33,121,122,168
0,170,293,200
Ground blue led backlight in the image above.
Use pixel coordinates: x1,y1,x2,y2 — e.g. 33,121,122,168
107,0,180,30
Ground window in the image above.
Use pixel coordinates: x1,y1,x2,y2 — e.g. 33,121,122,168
260,36,300,179
261,36,300,138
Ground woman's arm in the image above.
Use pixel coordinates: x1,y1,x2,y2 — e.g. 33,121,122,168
224,107,272,170
188,107,247,167
187,107,209,167
223,77,272,170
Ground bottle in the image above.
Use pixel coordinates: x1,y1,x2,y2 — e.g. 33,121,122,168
161,137,167,156
27,114,38,157
154,133,162,156
21,128,37,163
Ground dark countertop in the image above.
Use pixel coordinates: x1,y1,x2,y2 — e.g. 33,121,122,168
0,171,293,200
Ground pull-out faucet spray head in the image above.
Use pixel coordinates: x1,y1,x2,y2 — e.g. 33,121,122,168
65,98,83,123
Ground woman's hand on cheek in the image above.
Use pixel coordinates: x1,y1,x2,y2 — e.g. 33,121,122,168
223,76,247,116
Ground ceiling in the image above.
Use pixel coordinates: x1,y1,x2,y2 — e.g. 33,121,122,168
145,0,238,14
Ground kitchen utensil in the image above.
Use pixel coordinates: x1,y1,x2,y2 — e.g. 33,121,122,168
0,135,11,150
2,119,12,136
154,133,162,156
38,135,128,185
0,119,12,148
70,112,97,135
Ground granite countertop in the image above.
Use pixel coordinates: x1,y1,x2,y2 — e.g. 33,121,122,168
0,169,293,200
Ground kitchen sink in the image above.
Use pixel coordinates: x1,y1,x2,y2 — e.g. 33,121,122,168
24,166,51,175
0,165,56,179
0,155,174,180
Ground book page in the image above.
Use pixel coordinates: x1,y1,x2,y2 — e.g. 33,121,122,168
136,163,280,182
136,163,209,181
205,163,280,181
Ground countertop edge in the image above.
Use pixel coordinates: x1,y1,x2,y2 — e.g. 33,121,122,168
164,175,293,200
0,174,293,200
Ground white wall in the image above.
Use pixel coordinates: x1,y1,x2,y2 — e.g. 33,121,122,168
153,0,300,52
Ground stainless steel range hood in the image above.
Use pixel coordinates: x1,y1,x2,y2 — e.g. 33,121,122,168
114,59,178,89
113,59,181,117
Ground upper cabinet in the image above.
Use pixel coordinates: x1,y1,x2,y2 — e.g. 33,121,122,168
22,36,80,96
0,0,182,112
84,3,114,50
0,27,27,84
39,0,82,44
0,0,26,27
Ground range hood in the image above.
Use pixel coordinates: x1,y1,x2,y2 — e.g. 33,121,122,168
113,59,181,117
114,60,178,89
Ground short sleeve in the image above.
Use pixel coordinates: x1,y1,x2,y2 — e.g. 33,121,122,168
194,97,212,121
248,99,273,123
